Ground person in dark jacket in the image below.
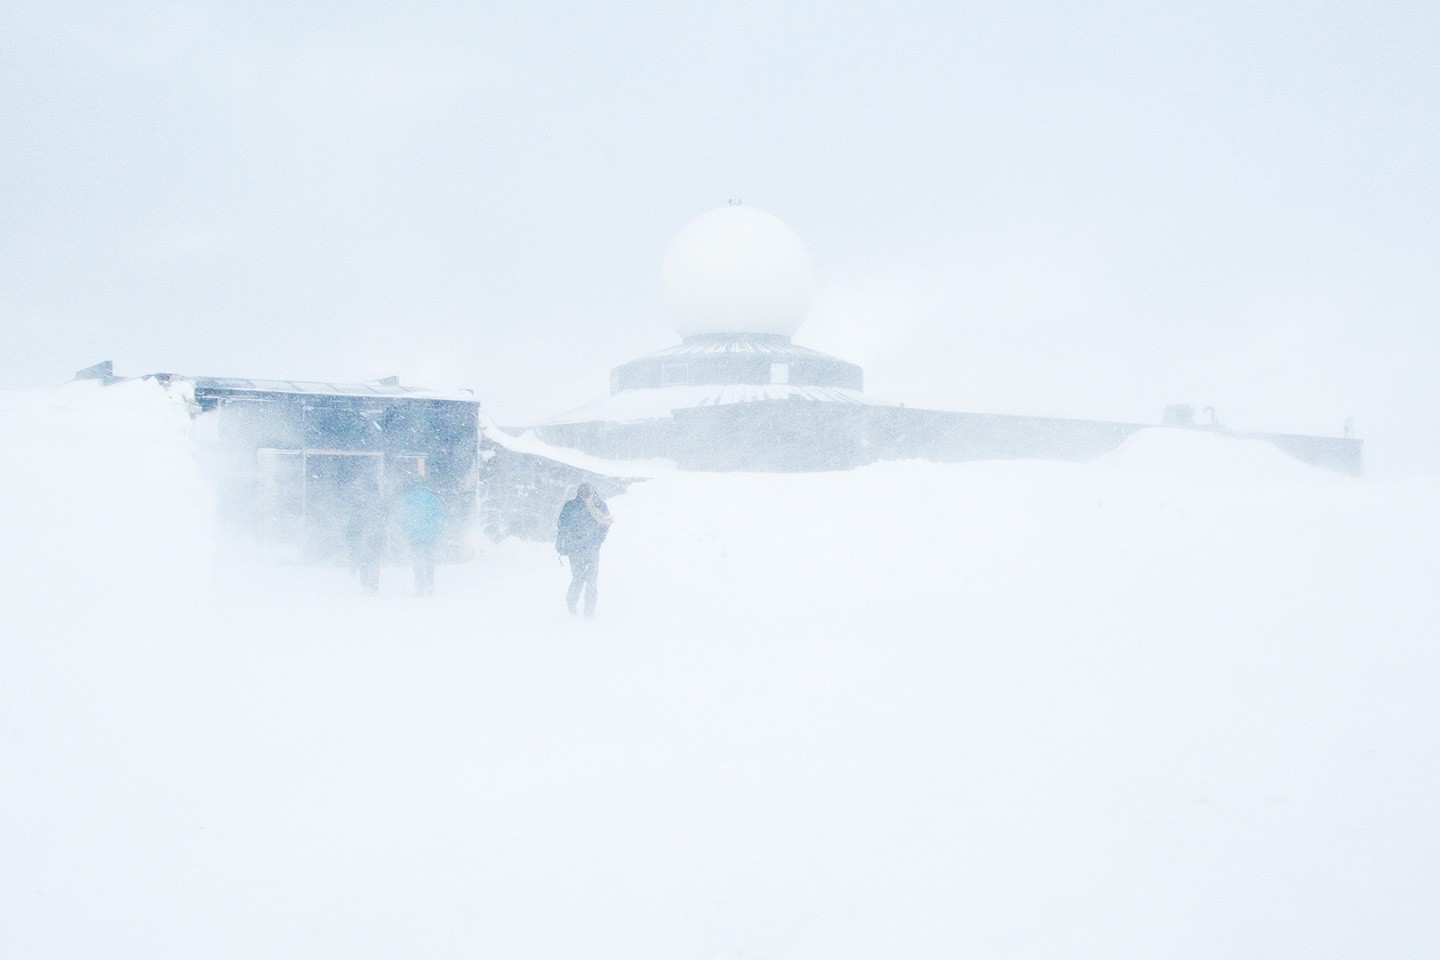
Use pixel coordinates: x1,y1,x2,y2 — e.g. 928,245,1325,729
346,492,387,595
555,482,612,617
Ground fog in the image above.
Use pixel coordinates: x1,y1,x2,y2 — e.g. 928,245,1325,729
3,1,1436,472
4,380,1438,958
4,5,1440,955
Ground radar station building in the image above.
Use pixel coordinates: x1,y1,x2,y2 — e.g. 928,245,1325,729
534,205,1363,475
538,206,897,469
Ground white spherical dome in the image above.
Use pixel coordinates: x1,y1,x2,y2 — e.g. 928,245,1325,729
661,206,813,339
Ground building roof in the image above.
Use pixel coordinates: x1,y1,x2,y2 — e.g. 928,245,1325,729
185,375,478,403
73,361,480,403
543,383,896,426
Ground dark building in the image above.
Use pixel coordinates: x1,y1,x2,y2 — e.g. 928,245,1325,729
150,366,480,562
75,361,641,554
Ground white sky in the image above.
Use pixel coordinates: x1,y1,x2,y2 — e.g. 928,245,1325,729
3,1,1436,473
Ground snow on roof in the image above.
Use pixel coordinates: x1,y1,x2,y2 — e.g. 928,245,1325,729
481,417,673,478
543,383,897,426
184,375,479,403
75,362,480,402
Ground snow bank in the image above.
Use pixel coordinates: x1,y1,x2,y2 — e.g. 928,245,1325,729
1100,426,1349,484
2,386,1437,959
0,379,213,605
482,419,673,477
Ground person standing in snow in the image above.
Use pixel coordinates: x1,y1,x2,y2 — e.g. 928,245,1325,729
346,491,386,595
397,473,446,597
555,482,612,617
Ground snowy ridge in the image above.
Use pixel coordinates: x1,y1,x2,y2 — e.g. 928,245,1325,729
1099,426,1357,483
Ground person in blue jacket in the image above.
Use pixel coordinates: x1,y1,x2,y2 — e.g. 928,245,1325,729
555,482,612,617
397,474,446,597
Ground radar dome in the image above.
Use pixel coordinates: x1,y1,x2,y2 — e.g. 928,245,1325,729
661,206,813,339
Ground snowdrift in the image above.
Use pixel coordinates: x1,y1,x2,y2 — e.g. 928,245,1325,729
2,383,1437,959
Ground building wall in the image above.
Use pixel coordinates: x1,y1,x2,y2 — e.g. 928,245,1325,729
534,419,684,463
537,402,1364,475
609,345,863,392
198,391,481,561
475,444,638,544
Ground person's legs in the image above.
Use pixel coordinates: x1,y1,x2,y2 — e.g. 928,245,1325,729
566,556,585,614
567,553,599,615
582,555,599,617
412,542,435,596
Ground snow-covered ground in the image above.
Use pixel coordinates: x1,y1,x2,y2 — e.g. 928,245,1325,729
3,380,1438,959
